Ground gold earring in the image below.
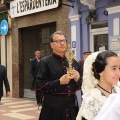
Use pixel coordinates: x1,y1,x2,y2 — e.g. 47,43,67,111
91,71,94,75
91,67,94,75
100,75,104,82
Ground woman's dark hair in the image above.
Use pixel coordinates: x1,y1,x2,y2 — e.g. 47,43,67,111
50,31,65,42
92,51,118,80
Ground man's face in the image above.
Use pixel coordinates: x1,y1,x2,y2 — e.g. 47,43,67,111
50,34,67,55
84,52,91,59
35,51,41,58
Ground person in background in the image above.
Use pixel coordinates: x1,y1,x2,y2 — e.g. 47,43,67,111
78,51,91,80
35,31,81,120
0,64,10,104
30,50,41,77
76,51,91,107
30,50,42,107
76,51,120,120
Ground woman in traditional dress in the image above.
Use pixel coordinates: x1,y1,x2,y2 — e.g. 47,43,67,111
76,51,120,120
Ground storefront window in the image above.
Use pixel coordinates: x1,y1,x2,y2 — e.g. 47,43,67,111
93,34,108,51
90,21,108,52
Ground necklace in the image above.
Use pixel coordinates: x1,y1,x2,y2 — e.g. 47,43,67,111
97,84,112,94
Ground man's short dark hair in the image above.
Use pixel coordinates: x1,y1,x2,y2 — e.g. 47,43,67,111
50,31,65,42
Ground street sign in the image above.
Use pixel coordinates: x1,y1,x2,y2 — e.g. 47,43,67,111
0,20,8,35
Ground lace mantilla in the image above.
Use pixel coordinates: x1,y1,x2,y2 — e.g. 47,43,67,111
82,51,101,94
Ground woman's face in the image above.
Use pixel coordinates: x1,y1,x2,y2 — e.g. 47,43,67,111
102,56,120,85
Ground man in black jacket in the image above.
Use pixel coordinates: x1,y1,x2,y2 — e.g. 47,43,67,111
0,65,10,104
30,50,42,107
35,31,81,120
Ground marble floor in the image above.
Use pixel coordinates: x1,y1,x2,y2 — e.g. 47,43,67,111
0,97,41,120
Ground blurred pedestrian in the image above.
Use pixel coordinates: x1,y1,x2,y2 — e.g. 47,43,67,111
35,31,81,120
30,50,42,108
30,50,41,77
0,65,10,104
78,51,91,80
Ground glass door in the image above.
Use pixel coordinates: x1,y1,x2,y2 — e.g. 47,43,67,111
90,27,108,52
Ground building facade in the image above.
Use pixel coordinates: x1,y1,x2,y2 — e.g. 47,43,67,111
69,0,120,60
0,0,12,97
0,0,70,98
1,0,120,98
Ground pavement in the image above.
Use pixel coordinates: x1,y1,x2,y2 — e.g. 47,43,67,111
0,97,42,120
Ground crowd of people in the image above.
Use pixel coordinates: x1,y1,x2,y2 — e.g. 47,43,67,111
1,30,120,120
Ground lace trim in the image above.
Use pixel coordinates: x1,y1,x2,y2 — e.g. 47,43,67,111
82,52,101,94
77,87,120,120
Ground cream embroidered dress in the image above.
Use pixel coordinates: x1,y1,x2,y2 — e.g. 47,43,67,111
76,86,120,120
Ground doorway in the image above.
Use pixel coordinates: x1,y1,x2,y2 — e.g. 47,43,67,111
90,22,108,52
21,22,56,98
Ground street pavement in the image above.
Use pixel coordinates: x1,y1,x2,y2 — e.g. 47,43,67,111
0,97,41,120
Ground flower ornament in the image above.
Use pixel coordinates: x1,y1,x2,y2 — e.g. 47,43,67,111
86,9,96,23
80,0,96,23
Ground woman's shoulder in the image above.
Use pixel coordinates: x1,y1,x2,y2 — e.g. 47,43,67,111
84,87,107,104
79,88,106,120
83,87,102,98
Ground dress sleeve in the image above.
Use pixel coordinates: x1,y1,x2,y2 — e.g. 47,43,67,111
77,95,102,120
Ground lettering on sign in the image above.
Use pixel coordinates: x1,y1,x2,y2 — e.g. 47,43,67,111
10,0,59,18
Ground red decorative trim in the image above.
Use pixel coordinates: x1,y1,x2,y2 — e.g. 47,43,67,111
33,82,49,91
52,92,75,94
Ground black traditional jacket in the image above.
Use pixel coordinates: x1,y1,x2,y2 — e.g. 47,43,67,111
36,53,81,120
36,53,81,96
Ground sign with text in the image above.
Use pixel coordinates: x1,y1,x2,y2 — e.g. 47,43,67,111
109,36,120,50
10,0,59,18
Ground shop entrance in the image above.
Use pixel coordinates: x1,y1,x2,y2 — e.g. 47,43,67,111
90,21,108,52
21,22,56,98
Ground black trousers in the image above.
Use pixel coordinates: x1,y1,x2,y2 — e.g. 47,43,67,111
36,90,42,104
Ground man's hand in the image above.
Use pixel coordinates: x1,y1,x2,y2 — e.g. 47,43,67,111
60,70,80,85
68,70,80,82
7,92,10,97
60,74,74,85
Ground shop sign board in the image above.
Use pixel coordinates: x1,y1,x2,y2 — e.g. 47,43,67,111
10,0,59,18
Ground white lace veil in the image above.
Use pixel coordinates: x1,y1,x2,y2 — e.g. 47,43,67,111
82,51,102,94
